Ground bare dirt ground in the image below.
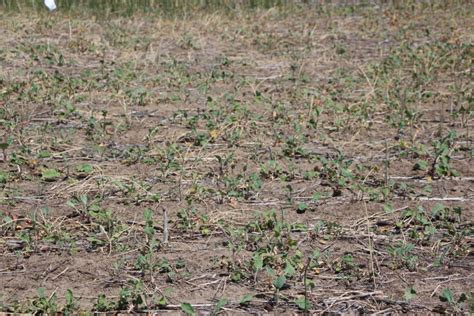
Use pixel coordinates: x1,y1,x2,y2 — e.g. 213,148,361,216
0,2,473,314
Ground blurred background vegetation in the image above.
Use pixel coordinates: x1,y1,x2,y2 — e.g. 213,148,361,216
0,0,313,16
3,0,465,17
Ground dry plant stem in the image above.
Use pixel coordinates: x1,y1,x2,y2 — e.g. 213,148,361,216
51,267,69,280
364,201,376,289
162,207,169,246
384,139,389,187
303,256,312,315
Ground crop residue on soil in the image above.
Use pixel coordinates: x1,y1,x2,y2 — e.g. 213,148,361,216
0,2,473,314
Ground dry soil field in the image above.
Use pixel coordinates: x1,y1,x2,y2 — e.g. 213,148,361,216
0,1,473,314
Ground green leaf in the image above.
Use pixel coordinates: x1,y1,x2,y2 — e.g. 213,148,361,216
304,278,315,289
76,163,93,174
65,289,74,305
66,199,77,208
284,261,296,277
265,266,275,276
230,270,242,282
423,184,432,194
453,206,462,217
253,253,263,271
405,243,415,252
157,295,168,307
41,168,61,181
311,192,321,202
80,195,88,206
431,203,445,217
341,168,352,178
439,288,455,304
0,143,9,150
458,293,467,304
0,171,9,184
383,203,393,213
213,298,228,314
144,208,153,222
295,296,311,310
413,160,428,171
37,287,46,298
238,294,253,306
3,216,13,224
38,150,51,158
296,202,308,214
180,303,195,316
273,275,286,290
404,287,417,301
94,294,113,312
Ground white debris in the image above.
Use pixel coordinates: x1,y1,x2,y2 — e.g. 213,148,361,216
44,0,57,11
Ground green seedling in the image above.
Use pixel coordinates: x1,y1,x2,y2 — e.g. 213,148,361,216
41,168,61,181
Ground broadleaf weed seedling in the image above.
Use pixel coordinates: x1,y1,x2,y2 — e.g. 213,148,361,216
143,208,158,251
430,130,459,178
438,288,473,313
62,289,80,315
387,242,418,271
27,288,58,315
